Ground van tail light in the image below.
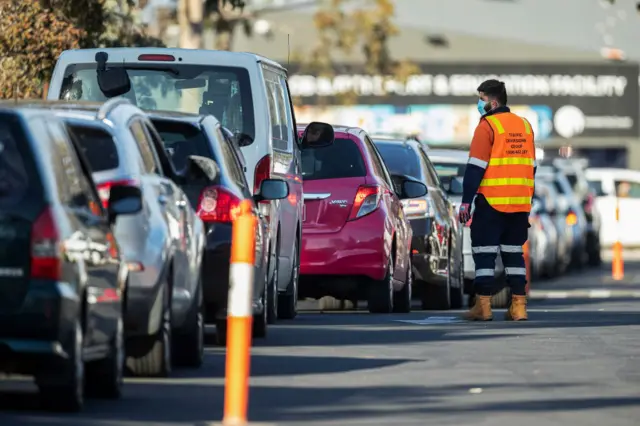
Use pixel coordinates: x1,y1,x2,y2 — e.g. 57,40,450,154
349,185,382,221
401,196,434,219
566,210,578,226
197,186,242,223
96,179,139,208
253,154,271,205
30,206,62,280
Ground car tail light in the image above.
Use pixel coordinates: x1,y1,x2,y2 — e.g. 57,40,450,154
96,179,139,208
466,217,473,227
253,155,271,204
138,54,175,61
401,196,434,219
348,185,382,221
30,206,62,280
566,211,578,226
197,186,242,223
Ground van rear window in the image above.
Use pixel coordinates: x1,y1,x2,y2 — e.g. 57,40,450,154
66,124,119,172
301,138,366,181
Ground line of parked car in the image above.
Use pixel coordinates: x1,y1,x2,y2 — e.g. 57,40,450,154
0,46,604,412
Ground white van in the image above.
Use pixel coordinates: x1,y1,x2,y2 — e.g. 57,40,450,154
585,167,640,249
48,48,304,320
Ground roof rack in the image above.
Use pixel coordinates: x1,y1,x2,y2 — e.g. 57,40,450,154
97,97,132,120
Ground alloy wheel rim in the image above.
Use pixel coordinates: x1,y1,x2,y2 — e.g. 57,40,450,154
272,258,278,316
388,260,394,306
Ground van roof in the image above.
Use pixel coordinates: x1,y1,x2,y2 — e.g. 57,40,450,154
58,48,287,72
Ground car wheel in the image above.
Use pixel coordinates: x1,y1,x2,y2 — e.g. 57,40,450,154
128,280,172,377
277,237,299,320
450,249,464,309
86,313,124,398
252,266,269,339
215,319,227,347
392,256,412,313
421,263,451,310
368,257,394,313
40,320,85,412
173,277,205,368
267,249,279,324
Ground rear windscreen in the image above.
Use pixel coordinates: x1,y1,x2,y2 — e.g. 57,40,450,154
0,117,38,206
67,124,119,172
301,138,366,181
151,119,215,171
432,162,466,178
375,143,421,180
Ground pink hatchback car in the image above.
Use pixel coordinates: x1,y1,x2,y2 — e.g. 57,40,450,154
297,124,427,313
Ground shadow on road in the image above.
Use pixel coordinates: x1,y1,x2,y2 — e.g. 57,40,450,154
0,379,638,424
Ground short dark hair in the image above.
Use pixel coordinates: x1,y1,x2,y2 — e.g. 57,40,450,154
477,79,507,105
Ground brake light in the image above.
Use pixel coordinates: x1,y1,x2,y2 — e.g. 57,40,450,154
30,206,62,280
138,54,175,61
566,211,578,226
401,196,433,219
348,185,382,220
253,155,271,204
466,217,473,227
96,179,139,208
197,186,242,223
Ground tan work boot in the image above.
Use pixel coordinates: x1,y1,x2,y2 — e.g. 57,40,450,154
505,295,528,321
463,295,493,321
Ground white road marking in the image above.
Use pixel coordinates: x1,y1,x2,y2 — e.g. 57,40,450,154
589,290,612,298
394,316,463,325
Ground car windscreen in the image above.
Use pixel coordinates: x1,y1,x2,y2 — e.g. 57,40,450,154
59,63,256,145
431,162,466,179
301,138,366,181
151,119,215,171
66,124,120,172
374,143,421,180
0,116,39,206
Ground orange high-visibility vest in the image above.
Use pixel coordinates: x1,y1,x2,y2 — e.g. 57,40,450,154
477,113,535,213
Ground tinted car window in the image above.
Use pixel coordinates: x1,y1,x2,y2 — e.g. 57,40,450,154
67,124,119,172
152,119,213,171
375,143,421,180
588,179,605,196
0,119,34,206
301,138,366,181
432,162,466,179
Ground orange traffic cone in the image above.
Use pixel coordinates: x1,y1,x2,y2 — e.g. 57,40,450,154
612,199,624,281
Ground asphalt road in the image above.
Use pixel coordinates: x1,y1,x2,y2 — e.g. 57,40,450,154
1,259,639,426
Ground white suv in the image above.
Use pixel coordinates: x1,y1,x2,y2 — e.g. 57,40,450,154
48,48,303,320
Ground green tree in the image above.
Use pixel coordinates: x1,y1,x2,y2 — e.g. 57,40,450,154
0,0,84,98
296,0,419,106
205,0,254,50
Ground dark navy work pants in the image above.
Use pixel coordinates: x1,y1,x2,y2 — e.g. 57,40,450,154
470,195,529,296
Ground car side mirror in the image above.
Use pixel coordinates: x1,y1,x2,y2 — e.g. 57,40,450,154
96,51,132,98
450,177,464,195
391,174,428,200
299,122,335,150
107,184,143,224
185,155,219,183
254,179,289,202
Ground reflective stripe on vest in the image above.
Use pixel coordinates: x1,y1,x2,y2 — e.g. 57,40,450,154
478,113,535,213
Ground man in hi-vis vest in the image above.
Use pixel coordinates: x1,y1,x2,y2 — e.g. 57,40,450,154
457,79,536,322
